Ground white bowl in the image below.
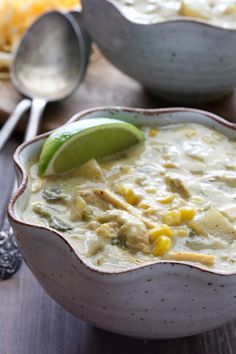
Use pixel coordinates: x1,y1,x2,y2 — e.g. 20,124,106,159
81,0,236,103
8,107,236,339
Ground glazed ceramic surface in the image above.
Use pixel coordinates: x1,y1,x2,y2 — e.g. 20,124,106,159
8,107,236,339
81,0,236,103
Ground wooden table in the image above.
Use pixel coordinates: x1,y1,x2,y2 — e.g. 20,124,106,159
0,53,236,354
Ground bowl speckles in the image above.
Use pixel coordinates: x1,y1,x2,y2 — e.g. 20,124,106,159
81,0,236,104
8,107,236,339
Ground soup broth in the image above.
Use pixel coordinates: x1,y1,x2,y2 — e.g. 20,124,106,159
22,123,236,272
112,0,236,29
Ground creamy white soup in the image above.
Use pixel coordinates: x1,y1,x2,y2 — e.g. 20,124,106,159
22,123,236,272
112,0,236,28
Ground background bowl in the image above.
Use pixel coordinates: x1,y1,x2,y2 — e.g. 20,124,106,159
81,0,236,104
8,107,236,339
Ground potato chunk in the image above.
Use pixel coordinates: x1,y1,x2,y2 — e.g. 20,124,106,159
221,205,236,222
185,234,227,251
179,0,210,20
189,207,236,242
78,159,105,182
70,195,92,221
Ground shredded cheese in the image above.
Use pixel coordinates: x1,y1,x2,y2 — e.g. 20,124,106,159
0,0,80,74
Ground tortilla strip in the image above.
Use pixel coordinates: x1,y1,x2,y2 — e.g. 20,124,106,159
167,251,215,267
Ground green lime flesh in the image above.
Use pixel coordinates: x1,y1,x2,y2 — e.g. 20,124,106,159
39,119,145,176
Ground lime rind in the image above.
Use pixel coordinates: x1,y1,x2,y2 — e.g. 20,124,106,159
39,118,145,176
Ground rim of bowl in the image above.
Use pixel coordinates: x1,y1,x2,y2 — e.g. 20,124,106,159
89,0,236,32
8,106,236,277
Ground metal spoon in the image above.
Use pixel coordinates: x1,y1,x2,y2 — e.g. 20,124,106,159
0,11,89,280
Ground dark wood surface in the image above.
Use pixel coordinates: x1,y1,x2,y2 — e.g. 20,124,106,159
1,53,236,354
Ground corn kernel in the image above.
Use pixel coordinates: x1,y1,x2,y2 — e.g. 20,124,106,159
152,236,172,256
118,184,140,205
137,201,150,209
191,196,205,204
119,166,130,174
149,129,158,137
180,208,195,222
149,224,174,242
118,184,126,194
145,187,157,194
126,190,140,205
185,129,196,138
162,210,181,226
175,228,189,237
163,162,178,169
202,136,214,144
157,194,175,204
224,4,236,15
143,208,159,216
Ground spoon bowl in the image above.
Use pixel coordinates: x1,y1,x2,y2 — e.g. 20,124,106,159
12,11,86,101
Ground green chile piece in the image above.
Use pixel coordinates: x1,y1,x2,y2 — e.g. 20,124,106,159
33,203,52,219
33,203,73,232
42,187,70,203
49,216,73,232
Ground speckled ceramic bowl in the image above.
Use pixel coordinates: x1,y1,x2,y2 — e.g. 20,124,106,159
8,107,236,339
81,0,236,103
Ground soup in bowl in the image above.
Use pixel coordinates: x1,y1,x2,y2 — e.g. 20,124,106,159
111,0,236,28
81,0,236,103
8,107,236,338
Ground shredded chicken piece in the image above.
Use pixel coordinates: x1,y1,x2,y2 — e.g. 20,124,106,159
78,190,109,210
119,221,149,253
96,222,119,239
95,189,129,210
97,210,150,253
86,221,101,231
95,188,155,228
97,209,137,225
165,175,190,199
212,172,236,187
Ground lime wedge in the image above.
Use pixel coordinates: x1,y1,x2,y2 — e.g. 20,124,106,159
38,118,145,176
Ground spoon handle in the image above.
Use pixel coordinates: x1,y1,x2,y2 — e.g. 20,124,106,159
0,99,31,152
0,98,47,280
25,98,47,141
